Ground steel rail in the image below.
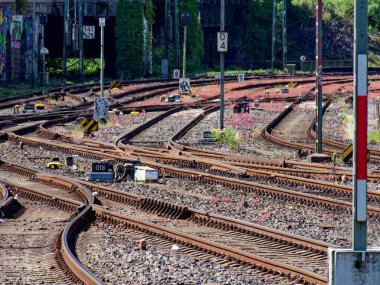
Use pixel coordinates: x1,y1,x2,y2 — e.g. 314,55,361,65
94,206,327,285
0,178,103,285
1,167,328,284
0,159,331,254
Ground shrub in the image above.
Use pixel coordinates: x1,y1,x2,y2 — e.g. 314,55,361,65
211,126,241,149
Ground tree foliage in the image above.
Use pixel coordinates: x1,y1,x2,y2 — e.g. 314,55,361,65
180,0,203,71
116,0,144,79
242,0,273,61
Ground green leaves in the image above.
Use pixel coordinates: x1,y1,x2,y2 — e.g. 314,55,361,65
116,0,145,79
211,126,242,149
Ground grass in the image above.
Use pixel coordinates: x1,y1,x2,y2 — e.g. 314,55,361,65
0,84,48,99
47,99,63,105
368,131,380,143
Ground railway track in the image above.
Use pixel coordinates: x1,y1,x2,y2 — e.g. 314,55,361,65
2,74,380,284
1,172,328,284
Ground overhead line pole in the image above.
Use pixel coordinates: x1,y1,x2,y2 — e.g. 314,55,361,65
282,0,287,70
271,0,276,72
352,0,368,251
315,0,323,153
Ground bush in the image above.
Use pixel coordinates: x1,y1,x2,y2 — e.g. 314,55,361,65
211,126,241,149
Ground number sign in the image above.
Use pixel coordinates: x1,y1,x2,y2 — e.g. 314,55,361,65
99,18,105,27
92,162,109,172
217,32,228,52
173,69,180,79
179,78,191,94
238,74,245,82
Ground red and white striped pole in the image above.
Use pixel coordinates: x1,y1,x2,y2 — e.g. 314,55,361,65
353,0,368,251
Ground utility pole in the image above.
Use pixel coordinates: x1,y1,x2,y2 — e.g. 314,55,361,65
271,0,287,72
174,0,179,69
353,0,368,251
315,0,323,153
220,0,225,130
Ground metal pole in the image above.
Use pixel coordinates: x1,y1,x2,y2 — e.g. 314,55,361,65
220,0,225,130
315,0,323,153
63,0,68,77
162,0,169,78
182,25,187,79
353,0,368,251
79,0,84,76
174,0,179,69
271,0,276,73
42,24,46,86
32,0,36,86
100,25,104,97
282,0,287,70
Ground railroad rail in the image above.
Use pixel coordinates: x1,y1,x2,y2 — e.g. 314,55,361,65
2,173,327,284
2,74,380,284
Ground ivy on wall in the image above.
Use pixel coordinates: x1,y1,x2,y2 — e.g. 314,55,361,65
115,0,144,79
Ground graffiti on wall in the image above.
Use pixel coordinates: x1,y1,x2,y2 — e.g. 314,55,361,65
24,16,33,49
0,6,9,81
11,15,23,49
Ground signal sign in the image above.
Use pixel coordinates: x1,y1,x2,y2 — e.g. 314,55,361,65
78,118,98,132
94,98,109,119
109,81,122,90
173,69,180,79
99,17,105,27
217,32,228,52
342,143,369,163
238,74,245,82
179,78,190,94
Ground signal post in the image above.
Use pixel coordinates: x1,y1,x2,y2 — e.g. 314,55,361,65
328,1,380,283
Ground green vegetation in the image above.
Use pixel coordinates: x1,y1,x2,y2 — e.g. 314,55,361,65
15,0,26,13
211,126,242,149
116,0,144,79
0,85,47,99
180,0,204,71
46,58,101,76
368,131,380,144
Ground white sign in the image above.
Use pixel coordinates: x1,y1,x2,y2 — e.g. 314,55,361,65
173,69,180,79
179,78,190,94
99,18,106,27
83,26,95,39
94,98,109,119
214,73,221,80
238,74,245,82
217,32,228,52
300,55,306,62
